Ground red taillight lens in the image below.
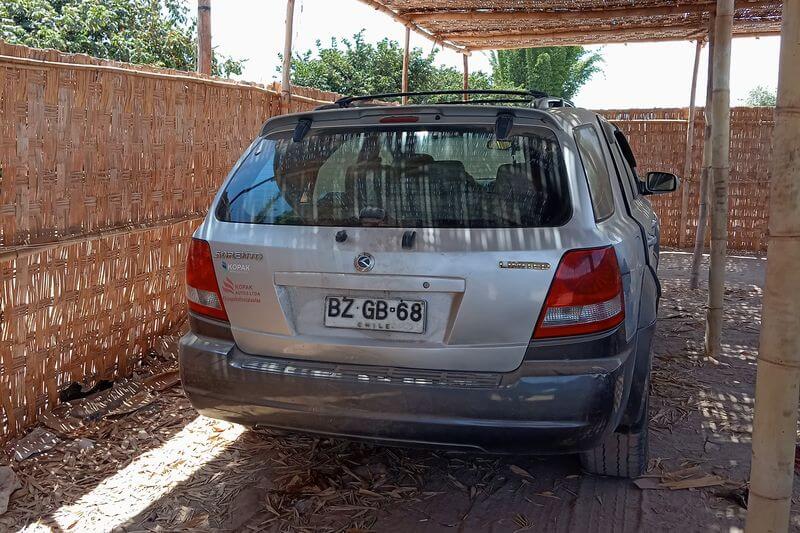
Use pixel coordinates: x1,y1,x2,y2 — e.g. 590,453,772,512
186,238,228,322
533,246,624,339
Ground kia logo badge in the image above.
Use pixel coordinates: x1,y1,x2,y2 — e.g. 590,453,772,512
354,253,375,273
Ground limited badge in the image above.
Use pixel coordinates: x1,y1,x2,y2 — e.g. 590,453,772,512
499,261,551,270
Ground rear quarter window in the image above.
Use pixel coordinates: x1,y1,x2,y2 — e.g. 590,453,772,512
574,126,615,222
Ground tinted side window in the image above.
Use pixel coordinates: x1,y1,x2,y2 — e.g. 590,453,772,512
574,126,615,221
610,142,636,201
613,129,641,198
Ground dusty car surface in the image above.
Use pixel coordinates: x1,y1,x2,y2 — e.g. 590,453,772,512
179,90,679,478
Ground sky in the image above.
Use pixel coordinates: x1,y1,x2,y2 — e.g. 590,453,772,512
193,0,781,109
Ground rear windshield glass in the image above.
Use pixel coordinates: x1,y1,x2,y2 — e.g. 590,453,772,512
216,127,571,228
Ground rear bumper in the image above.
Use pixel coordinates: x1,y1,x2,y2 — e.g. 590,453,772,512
179,328,641,454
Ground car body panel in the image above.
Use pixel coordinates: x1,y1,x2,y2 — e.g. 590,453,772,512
180,100,671,453
195,108,627,373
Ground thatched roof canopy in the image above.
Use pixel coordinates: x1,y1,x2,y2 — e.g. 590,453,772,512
358,0,783,52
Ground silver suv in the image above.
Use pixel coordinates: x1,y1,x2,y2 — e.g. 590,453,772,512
179,91,678,478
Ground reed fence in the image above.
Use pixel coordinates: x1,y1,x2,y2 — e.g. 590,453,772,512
0,42,338,440
600,107,774,252
0,42,775,440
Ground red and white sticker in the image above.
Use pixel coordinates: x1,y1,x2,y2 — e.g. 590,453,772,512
221,277,261,304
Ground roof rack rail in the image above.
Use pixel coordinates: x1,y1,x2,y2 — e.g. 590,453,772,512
329,89,551,109
434,98,538,106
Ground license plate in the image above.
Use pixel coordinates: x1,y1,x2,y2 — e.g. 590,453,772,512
324,296,426,334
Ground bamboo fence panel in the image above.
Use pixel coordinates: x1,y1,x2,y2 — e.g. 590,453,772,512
0,42,337,440
0,41,775,441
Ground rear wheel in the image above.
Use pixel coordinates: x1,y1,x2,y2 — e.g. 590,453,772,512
580,386,649,478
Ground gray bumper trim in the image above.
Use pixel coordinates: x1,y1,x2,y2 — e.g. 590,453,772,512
179,331,637,454
238,357,502,389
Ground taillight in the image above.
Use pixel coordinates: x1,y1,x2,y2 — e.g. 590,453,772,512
186,238,228,322
533,246,623,339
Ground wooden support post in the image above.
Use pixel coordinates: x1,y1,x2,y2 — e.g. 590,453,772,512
463,54,469,101
746,1,800,530
281,0,296,111
197,0,212,75
689,18,716,289
705,0,733,358
679,39,704,248
402,26,410,105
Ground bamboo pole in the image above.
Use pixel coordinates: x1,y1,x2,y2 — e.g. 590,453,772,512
440,18,783,46
679,39,704,248
689,17,716,290
466,30,780,51
0,216,204,263
443,21,709,42
197,0,212,75
402,26,410,105
462,54,469,101
746,1,800,530
405,0,777,23
281,0,296,111
705,0,733,358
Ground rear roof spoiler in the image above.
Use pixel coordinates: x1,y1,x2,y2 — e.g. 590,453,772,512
259,104,566,138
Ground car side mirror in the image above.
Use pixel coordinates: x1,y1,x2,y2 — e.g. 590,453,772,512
644,171,679,195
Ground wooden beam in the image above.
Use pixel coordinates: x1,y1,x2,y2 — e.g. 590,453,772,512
679,39,705,248
465,28,779,50
442,24,698,40
439,16,779,43
358,0,470,55
405,0,779,24
197,0,211,75
402,27,410,105
281,0,295,108
746,0,800,529
705,0,734,358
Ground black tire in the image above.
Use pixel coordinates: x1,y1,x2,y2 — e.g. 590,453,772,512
580,390,649,478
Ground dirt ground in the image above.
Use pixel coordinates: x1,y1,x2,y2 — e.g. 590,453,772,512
2,250,799,532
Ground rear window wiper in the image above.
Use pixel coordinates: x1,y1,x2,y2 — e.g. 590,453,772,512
226,177,276,208
217,177,277,220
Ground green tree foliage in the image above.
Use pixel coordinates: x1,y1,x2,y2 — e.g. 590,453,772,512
743,85,777,107
0,0,243,77
491,47,602,100
285,31,510,101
